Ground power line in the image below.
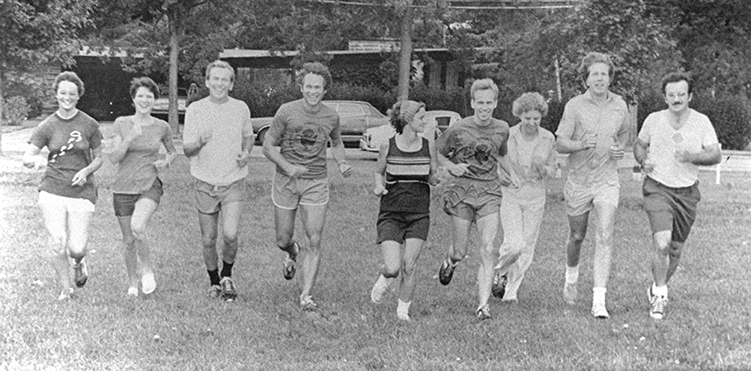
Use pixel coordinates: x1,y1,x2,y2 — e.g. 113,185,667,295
306,0,579,10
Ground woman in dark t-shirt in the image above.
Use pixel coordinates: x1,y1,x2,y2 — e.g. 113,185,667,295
22,71,103,301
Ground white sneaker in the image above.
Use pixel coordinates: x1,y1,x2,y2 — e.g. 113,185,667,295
141,272,156,295
648,286,667,320
397,310,411,321
57,287,74,301
563,282,578,305
127,286,139,297
370,275,393,304
591,302,609,319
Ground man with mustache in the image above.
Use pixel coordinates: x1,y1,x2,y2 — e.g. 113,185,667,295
556,52,630,319
634,72,720,320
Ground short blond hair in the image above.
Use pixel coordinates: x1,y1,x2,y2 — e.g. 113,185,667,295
470,79,499,101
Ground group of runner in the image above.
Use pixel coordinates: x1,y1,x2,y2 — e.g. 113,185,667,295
22,52,720,322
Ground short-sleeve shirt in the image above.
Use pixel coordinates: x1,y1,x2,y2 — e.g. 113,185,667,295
435,116,509,181
504,125,556,200
28,111,102,204
267,99,341,180
111,117,174,194
183,96,252,186
556,91,630,186
638,109,719,188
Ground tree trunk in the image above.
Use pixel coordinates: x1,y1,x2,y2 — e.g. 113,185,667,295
397,5,413,101
0,71,5,156
167,5,182,135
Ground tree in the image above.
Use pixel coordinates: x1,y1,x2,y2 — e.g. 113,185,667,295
0,0,94,155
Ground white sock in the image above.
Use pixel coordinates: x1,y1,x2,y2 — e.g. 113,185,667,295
652,283,668,298
397,299,411,314
565,265,579,284
593,287,607,305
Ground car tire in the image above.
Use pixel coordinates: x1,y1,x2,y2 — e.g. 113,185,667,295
257,128,269,145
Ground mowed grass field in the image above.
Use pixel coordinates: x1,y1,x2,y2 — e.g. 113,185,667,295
1,150,750,371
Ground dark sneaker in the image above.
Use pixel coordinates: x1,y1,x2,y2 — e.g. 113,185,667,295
219,277,237,302
283,243,299,280
438,259,456,286
476,304,491,320
492,272,507,299
73,258,88,288
208,285,222,298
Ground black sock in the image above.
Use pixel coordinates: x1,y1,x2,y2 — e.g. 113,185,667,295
220,261,234,278
208,269,220,286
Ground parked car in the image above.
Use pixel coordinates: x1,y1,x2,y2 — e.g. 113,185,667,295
252,100,389,146
359,110,461,152
153,87,188,122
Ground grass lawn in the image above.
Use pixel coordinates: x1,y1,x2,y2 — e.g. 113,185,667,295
1,151,750,371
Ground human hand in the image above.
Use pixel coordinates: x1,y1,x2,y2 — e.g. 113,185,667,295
374,183,388,196
126,123,143,141
580,131,597,150
674,149,693,163
642,159,656,173
286,164,308,178
199,130,213,146
71,169,89,186
31,156,47,170
448,163,471,177
339,162,352,178
236,151,250,167
153,159,170,170
428,173,441,186
609,139,624,161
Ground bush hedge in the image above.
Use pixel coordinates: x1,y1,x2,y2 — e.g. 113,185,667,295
694,95,751,150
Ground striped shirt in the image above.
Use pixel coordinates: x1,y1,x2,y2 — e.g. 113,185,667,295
380,137,431,213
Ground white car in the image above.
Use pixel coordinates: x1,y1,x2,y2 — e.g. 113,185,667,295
359,110,461,152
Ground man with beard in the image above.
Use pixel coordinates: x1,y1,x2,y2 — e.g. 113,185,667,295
634,72,720,320
434,78,518,320
262,62,352,311
555,52,629,319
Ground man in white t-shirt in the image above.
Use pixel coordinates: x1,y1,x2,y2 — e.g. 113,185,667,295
183,60,254,302
634,72,721,320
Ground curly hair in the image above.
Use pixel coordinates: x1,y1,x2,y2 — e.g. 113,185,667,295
129,77,160,99
204,60,235,83
579,52,615,85
296,62,333,89
512,92,548,118
54,71,85,96
387,100,426,134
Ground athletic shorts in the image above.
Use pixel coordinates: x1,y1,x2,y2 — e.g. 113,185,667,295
442,178,502,221
113,178,163,217
272,172,329,210
38,191,95,213
193,178,246,215
563,180,620,216
376,211,430,244
642,176,700,243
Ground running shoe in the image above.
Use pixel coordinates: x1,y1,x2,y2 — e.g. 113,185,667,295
563,282,578,305
397,310,411,322
57,287,74,301
476,304,491,320
648,286,667,320
283,243,299,280
220,277,237,302
438,259,456,286
492,272,507,299
370,275,393,304
300,295,318,311
141,272,156,295
127,287,139,297
591,302,610,319
208,284,222,298
73,258,88,288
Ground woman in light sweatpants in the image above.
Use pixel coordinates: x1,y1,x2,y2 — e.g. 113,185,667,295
492,92,557,302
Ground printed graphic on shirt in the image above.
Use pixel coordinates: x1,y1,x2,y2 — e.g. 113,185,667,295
288,123,328,157
49,130,82,163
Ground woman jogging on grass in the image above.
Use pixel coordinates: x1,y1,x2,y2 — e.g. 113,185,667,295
109,77,176,297
370,100,438,321
22,71,104,301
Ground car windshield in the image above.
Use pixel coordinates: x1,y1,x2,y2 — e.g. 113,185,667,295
337,103,364,117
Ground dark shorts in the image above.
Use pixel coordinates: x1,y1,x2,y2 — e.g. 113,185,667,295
642,176,701,243
193,178,246,215
113,178,163,217
442,178,503,221
376,211,430,244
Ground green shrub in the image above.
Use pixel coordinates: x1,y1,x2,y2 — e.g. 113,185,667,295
694,95,751,151
3,96,30,126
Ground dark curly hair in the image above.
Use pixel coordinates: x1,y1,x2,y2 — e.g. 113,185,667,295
129,77,160,99
54,71,85,96
296,62,333,89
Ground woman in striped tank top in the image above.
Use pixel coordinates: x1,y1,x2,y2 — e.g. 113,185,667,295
369,100,439,321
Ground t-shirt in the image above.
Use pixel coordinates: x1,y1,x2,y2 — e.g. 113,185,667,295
28,111,102,204
638,109,719,188
435,116,509,181
267,99,341,180
380,137,431,213
111,117,175,194
183,96,252,185
503,125,556,200
556,91,629,186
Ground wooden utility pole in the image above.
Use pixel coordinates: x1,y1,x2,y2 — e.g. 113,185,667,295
397,4,414,100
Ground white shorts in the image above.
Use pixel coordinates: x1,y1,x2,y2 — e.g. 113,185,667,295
38,191,96,213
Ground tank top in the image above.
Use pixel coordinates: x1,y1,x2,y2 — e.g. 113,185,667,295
380,136,431,213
